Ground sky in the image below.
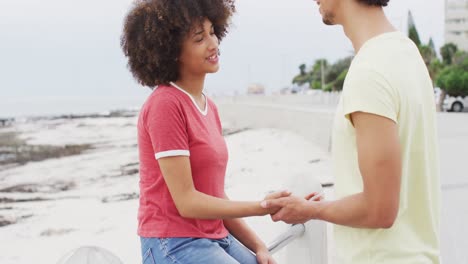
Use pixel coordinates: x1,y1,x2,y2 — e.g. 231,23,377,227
0,0,445,117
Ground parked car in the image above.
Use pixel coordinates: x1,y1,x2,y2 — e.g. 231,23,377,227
443,96,468,112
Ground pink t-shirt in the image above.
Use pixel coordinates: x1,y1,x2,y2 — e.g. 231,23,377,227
137,84,229,239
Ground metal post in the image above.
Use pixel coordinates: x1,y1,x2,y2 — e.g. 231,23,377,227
267,224,306,255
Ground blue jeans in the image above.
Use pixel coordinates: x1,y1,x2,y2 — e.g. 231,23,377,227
140,234,258,264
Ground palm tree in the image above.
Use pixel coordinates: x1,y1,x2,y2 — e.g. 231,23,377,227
440,43,458,65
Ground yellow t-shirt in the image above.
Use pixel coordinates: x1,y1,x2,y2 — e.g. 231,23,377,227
332,31,440,263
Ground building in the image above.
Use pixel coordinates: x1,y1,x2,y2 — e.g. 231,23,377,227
247,83,265,95
445,0,468,51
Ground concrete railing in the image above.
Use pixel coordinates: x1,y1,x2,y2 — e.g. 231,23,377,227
265,174,329,263
216,94,338,152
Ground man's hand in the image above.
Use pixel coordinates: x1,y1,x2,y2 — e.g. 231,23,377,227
261,192,324,224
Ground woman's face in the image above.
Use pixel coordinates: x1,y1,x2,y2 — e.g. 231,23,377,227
178,18,220,78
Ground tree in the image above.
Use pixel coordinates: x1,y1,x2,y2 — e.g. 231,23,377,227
299,64,306,75
428,59,444,84
419,44,437,67
436,44,462,110
312,59,328,87
436,52,468,98
428,38,436,53
419,44,442,89
452,50,468,66
440,43,458,65
408,27,421,47
292,64,311,86
292,57,353,92
436,67,468,98
334,70,348,91
292,73,312,87
292,59,330,90
325,57,352,91
407,10,447,109
407,11,421,46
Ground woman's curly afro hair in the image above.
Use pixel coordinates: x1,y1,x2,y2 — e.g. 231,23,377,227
358,0,389,6
121,0,235,88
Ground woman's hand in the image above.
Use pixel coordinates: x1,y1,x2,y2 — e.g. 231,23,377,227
261,190,292,215
255,247,277,264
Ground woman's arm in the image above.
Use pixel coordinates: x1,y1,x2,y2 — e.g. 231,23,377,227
222,192,266,252
158,156,281,219
223,192,278,264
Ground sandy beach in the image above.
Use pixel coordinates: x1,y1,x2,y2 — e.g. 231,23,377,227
0,106,331,264
0,94,467,263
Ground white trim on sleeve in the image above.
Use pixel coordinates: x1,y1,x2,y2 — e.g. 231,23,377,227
155,150,190,160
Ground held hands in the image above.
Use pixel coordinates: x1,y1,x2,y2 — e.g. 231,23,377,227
260,191,324,224
251,190,324,262
259,190,292,215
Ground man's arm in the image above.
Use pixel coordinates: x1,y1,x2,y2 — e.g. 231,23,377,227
263,112,402,228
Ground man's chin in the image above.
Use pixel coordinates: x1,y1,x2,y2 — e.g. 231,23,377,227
323,19,334,25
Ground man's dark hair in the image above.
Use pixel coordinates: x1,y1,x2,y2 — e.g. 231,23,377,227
358,0,389,6
121,0,235,87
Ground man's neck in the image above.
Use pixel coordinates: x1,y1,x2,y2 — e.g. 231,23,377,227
340,4,396,53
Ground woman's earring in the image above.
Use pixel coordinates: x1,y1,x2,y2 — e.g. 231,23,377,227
218,49,221,56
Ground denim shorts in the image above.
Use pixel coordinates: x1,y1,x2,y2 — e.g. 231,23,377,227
140,234,258,264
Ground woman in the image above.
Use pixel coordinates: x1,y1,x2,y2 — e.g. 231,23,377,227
121,0,286,263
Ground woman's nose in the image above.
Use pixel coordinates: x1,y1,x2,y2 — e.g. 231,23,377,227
208,35,219,50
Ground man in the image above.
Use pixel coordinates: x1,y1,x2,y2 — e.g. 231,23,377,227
261,0,441,263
